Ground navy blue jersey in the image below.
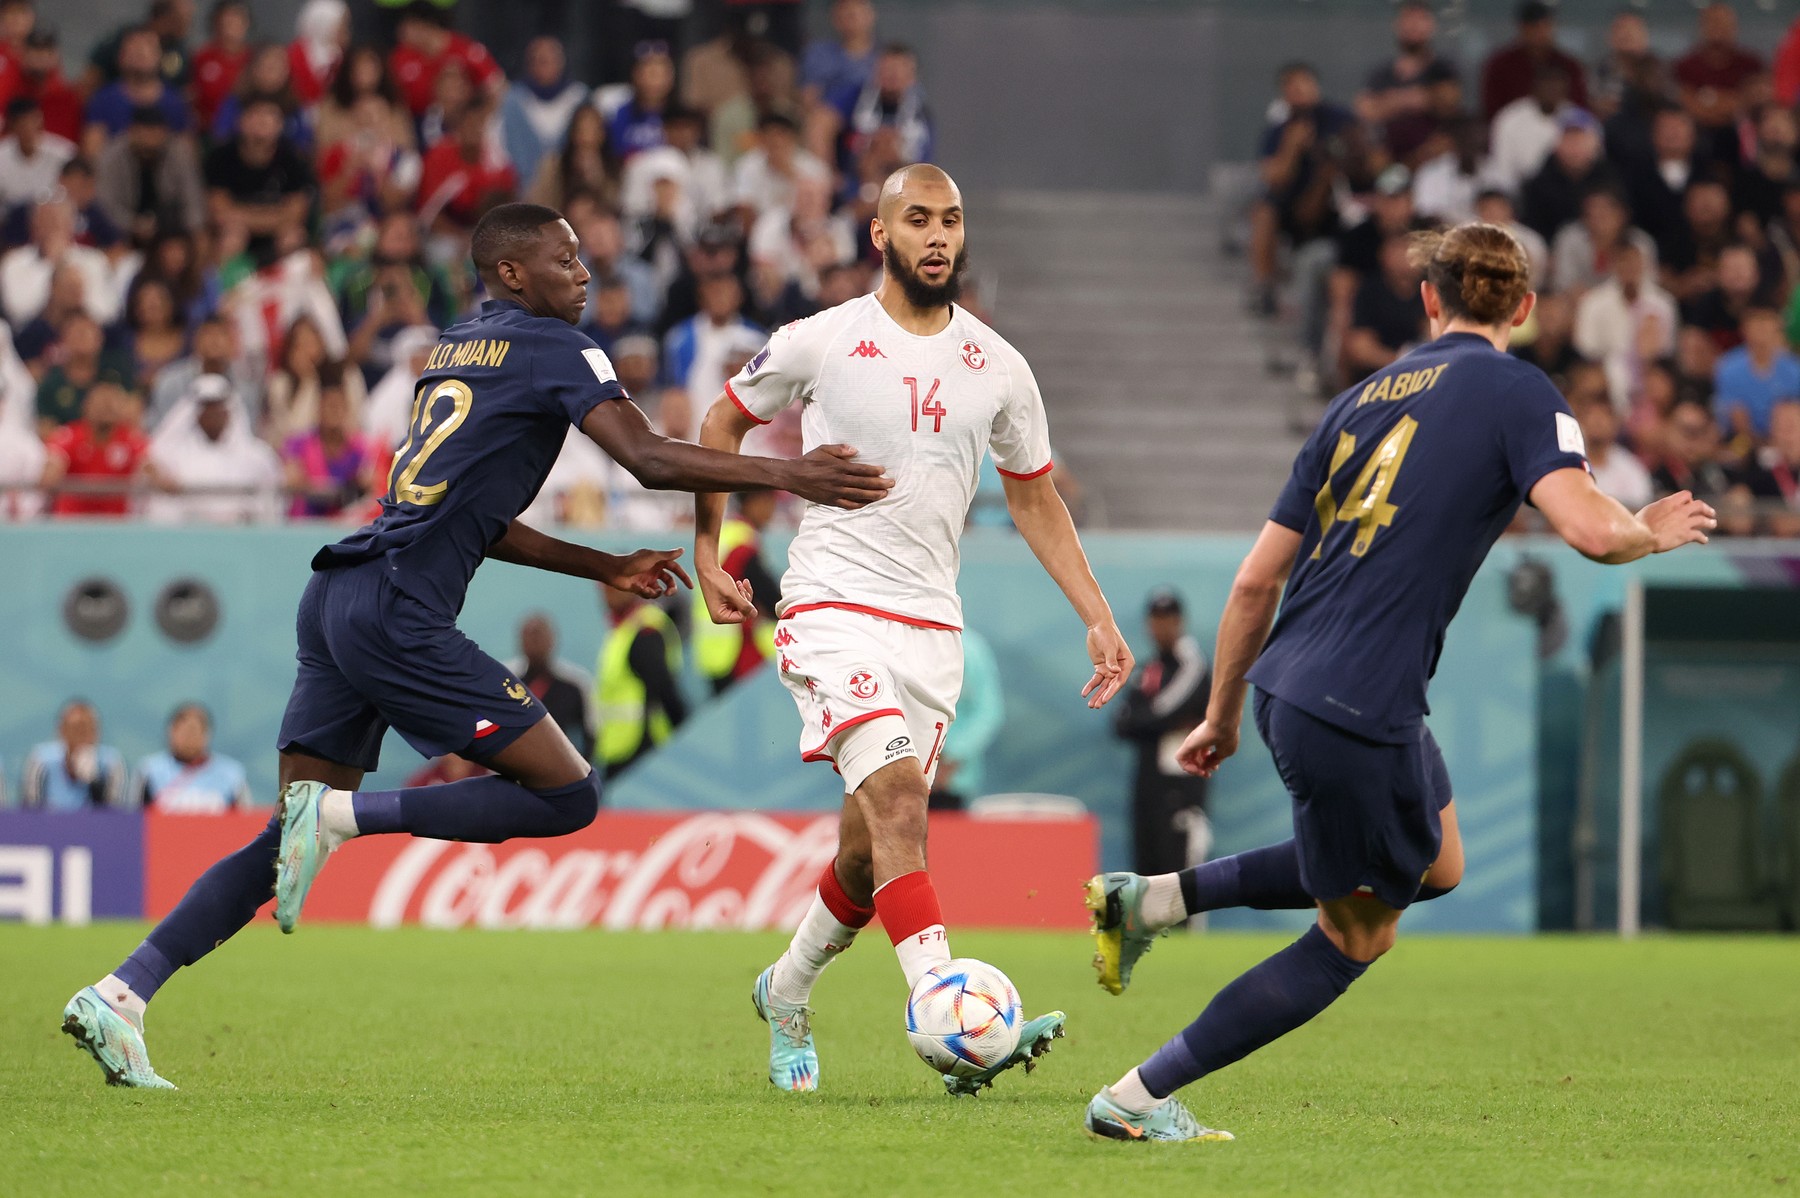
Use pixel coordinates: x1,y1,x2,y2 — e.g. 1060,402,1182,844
315,300,627,616
1246,331,1589,742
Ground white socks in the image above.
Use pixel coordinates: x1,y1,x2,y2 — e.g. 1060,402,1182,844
319,789,358,852
1109,1067,1163,1114
892,926,951,990
96,974,146,1030
1142,873,1188,930
768,893,864,1008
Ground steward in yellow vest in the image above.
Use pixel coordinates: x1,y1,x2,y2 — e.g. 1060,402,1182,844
594,587,687,778
691,493,778,695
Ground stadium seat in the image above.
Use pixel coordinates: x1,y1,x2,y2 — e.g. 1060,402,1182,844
967,793,1088,820
1655,739,1781,931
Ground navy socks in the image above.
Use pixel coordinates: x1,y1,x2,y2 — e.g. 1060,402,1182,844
1137,924,1370,1098
352,772,600,843
1178,839,1458,914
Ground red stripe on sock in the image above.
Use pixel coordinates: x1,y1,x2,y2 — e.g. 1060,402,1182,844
819,861,874,928
873,870,944,947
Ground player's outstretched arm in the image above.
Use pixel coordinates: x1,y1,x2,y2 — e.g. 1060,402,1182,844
1530,468,1716,564
1175,521,1303,778
580,398,893,509
692,394,762,626
1001,471,1132,709
486,520,693,597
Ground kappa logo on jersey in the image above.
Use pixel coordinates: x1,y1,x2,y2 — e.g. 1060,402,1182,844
773,627,798,648
821,708,834,730
846,670,881,700
959,339,988,374
847,341,886,359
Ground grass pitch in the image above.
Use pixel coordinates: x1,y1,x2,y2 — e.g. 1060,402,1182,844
3,925,1796,1197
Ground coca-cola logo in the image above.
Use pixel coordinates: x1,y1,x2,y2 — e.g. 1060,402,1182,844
367,813,841,931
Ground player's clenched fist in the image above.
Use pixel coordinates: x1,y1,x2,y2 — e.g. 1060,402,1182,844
1174,719,1238,778
697,563,757,625
784,444,895,509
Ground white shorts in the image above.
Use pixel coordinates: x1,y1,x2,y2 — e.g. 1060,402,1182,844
774,604,963,793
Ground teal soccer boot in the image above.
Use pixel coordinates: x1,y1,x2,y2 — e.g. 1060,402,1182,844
1083,1087,1233,1143
941,1010,1066,1096
751,965,819,1092
61,986,177,1089
274,780,332,933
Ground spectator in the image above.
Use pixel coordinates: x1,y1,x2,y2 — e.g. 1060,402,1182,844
1742,399,1800,535
281,362,373,518
210,40,310,151
133,702,252,812
362,322,436,455
1412,114,1493,225
594,582,686,778
1674,2,1763,171
1663,178,1737,305
389,1,501,121
315,44,412,152
338,213,455,377
287,0,348,110
513,613,595,761
0,378,46,518
1520,108,1615,242
1625,107,1704,261
731,110,829,227
1481,1,1588,121
265,314,362,444
86,0,193,93
35,313,135,433
664,269,761,398
840,43,931,168
1574,240,1678,412
117,276,190,396
574,204,659,326
1357,1,1460,168
528,104,619,213
682,24,793,158
801,0,877,114
146,374,279,523
142,230,221,327
95,105,206,247
149,314,256,431
190,0,251,133
1651,398,1752,528
48,158,127,255
19,699,127,809
1488,62,1575,195
1591,9,1663,124
1714,306,1800,442
501,36,588,196
1550,188,1657,299
930,627,1002,811
0,97,74,213
606,40,677,160
1511,292,1580,383
1331,165,1419,342
42,382,159,516
749,172,854,303
620,105,727,227
82,25,193,157
1778,11,1800,108
1568,362,1654,509
419,59,486,151
315,90,423,237
1343,231,1425,384
1475,188,1548,287
691,490,778,696
10,28,81,144
1113,589,1211,879
0,198,118,326
416,101,517,239
1688,243,1777,352
1734,106,1800,232
204,95,315,263
13,262,91,375
1249,61,1361,325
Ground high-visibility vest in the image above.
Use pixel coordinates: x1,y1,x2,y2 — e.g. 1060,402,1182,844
691,519,776,680
594,603,682,768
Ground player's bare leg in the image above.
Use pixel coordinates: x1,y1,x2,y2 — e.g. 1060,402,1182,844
1089,800,1464,994
278,718,598,931
63,750,367,1088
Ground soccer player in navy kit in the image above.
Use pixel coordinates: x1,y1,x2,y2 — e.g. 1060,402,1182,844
60,203,895,1089
1081,223,1716,1142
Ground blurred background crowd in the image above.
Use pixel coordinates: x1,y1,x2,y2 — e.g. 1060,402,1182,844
0,0,950,530
1252,0,1800,536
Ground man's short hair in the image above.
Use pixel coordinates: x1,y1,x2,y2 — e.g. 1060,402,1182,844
1277,61,1317,83
880,41,915,59
5,96,39,123
471,202,566,275
168,701,211,728
403,0,449,26
1518,1,1554,25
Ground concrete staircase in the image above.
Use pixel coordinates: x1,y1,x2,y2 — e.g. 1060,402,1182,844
975,190,1302,532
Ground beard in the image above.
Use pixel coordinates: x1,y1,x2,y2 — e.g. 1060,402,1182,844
883,240,969,310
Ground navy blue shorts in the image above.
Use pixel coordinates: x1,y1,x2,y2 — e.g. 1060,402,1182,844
1253,689,1450,910
277,560,546,771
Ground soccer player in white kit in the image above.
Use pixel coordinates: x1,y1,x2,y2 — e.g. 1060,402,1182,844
694,164,1133,1095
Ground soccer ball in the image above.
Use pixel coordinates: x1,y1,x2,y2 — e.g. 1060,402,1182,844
905,959,1023,1077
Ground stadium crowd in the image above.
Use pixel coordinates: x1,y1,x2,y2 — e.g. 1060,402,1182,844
0,0,934,528
1254,0,1800,537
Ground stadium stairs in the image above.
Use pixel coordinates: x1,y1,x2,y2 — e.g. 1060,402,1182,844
977,189,1302,532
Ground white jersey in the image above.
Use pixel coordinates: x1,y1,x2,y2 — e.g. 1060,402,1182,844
726,293,1053,628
